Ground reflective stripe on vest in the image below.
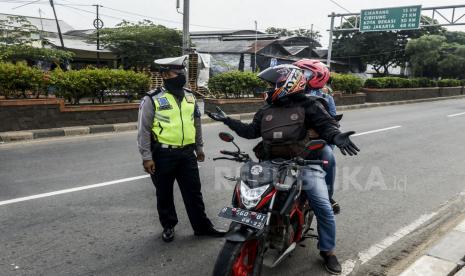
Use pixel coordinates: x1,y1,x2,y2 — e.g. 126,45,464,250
151,91,196,146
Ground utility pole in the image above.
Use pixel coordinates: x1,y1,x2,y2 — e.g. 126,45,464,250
182,0,190,54
49,0,64,48
38,8,45,47
326,12,335,69
93,4,104,66
254,20,258,71
309,24,313,59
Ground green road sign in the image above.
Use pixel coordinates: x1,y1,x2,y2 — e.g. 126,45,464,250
360,5,422,32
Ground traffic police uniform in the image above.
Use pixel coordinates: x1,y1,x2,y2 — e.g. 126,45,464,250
137,56,214,234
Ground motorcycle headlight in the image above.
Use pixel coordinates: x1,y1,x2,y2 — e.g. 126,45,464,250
240,181,270,209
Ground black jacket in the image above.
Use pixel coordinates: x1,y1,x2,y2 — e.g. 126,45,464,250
224,94,341,143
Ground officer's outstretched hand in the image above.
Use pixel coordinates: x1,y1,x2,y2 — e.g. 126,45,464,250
206,106,228,122
196,150,205,162
333,131,360,156
143,160,156,174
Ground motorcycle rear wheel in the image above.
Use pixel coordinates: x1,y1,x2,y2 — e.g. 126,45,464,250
213,239,263,276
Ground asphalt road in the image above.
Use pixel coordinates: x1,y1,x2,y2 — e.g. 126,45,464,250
1,98,465,276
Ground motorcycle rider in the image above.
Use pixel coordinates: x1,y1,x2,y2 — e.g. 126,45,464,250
207,64,359,274
294,59,339,214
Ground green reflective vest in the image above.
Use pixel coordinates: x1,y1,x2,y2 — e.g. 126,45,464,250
151,89,196,146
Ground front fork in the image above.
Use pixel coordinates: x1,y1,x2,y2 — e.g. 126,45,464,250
251,192,277,276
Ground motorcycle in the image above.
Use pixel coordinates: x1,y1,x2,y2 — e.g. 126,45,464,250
212,132,329,276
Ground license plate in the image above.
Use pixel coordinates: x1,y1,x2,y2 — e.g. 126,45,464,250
218,207,267,230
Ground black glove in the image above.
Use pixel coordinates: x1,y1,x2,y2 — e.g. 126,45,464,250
333,131,360,156
334,114,343,122
206,106,228,122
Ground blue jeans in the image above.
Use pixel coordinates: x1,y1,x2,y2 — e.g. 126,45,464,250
300,166,336,252
320,145,336,199
306,145,336,199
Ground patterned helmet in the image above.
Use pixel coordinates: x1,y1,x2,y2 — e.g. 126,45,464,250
293,59,330,89
258,64,307,102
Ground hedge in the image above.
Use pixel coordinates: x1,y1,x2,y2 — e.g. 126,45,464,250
0,62,151,103
50,68,150,104
437,79,462,87
0,62,47,98
331,74,364,94
207,70,267,98
363,77,464,89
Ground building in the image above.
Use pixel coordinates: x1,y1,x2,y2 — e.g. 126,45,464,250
0,13,117,68
191,29,364,75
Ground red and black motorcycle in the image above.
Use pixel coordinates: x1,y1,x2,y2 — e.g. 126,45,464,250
212,132,328,276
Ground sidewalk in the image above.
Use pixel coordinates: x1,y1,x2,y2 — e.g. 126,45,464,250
1,95,465,143
399,218,465,276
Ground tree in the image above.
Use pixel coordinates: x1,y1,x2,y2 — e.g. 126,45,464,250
265,27,294,37
407,33,465,79
0,16,73,65
97,20,182,69
444,31,465,44
437,43,465,79
0,44,74,64
0,15,40,45
332,16,445,75
406,35,445,78
265,27,322,42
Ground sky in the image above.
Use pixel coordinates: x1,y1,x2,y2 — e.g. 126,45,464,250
1,0,465,47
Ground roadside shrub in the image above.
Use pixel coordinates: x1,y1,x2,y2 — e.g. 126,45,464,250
363,77,460,89
415,78,437,88
364,78,385,89
0,62,150,103
0,62,46,98
331,73,364,94
50,68,150,104
207,70,267,98
437,79,462,87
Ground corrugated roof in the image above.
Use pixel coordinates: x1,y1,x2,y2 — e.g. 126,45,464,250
190,30,264,36
45,35,111,52
284,46,308,55
0,13,74,34
193,39,256,54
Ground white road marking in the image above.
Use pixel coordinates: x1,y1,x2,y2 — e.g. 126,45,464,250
447,112,465,118
353,126,402,137
340,212,437,275
0,125,403,206
0,175,150,207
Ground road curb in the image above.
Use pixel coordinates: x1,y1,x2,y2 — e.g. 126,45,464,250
1,95,465,144
399,217,465,276
337,95,465,111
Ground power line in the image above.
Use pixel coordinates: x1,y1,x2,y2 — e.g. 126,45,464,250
101,6,237,30
12,0,42,9
328,0,352,13
57,4,132,22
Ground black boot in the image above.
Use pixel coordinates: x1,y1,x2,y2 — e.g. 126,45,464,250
330,198,340,215
162,227,175,242
194,227,226,237
320,252,342,275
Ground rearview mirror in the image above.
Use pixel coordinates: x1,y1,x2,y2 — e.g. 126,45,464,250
219,132,234,143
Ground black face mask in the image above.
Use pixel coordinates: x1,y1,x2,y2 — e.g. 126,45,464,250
164,74,186,98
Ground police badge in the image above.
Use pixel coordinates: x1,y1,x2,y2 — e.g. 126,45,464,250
157,97,172,110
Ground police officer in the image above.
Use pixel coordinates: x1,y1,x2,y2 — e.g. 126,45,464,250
137,55,225,242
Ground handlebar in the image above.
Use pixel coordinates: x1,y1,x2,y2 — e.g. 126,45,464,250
220,150,238,156
214,149,250,163
272,158,329,167
213,157,238,161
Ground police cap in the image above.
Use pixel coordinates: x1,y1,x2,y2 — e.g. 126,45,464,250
154,55,188,73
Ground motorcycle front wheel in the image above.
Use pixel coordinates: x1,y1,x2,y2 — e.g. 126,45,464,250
212,239,263,276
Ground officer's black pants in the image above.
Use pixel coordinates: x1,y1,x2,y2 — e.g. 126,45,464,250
150,146,213,232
